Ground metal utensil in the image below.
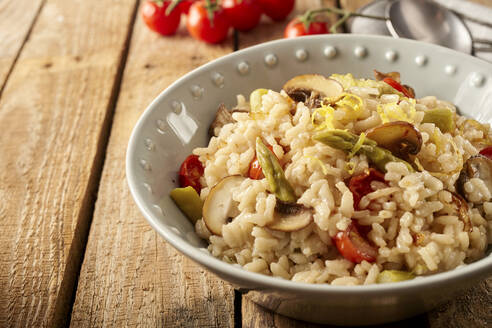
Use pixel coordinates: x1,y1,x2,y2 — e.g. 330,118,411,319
346,0,391,37
387,0,492,54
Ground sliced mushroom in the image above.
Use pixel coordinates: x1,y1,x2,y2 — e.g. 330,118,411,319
402,84,415,98
456,155,492,206
208,105,248,137
283,74,343,108
202,175,245,235
267,201,313,232
374,70,401,82
365,121,422,160
451,192,472,233
209,104,234,137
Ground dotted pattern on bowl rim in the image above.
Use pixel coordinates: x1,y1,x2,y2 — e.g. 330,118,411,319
141,44,489,197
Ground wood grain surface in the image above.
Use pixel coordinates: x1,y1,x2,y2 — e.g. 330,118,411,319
0,0,139,326
69,10,237,328
0,0,44,95
0,0,490,327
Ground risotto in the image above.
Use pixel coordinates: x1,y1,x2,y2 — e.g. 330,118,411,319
171,71,491,285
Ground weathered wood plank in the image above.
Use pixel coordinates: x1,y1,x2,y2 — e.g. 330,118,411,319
0,0,44,96
0,0,138,326
427,277,491,328
339,0,371,13
70,12,236,328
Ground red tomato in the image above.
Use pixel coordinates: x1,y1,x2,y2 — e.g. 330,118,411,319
258,0,295,21
284,18,328,38
248,159,263,179
179,154,204,192
222,0,262,32
249,145,275,180
178,0,196,14
479,146,492,160
186,1,231,43
348,168,386,209
383,77,414,98
142,1,181,36
334,223,378,263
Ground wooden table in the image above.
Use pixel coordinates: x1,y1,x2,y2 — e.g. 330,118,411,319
0,0,490,327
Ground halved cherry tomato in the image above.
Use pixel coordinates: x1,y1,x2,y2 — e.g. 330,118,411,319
249,145,275,180
222,0,262,32
186,1,230,44
479,146,492,160
334,223,378,263
383,77,414,99
284,18,328,38
179,154,204,193
142,1,181,36
348,168,386,209
258,0,294,21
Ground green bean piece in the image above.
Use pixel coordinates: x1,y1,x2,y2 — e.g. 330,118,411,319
313,129,414,173
170,186,203,224
422,108,455,133
376,270,415,284
256,137,297,203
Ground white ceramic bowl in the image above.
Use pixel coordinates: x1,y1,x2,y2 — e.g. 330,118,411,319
126,35,492,326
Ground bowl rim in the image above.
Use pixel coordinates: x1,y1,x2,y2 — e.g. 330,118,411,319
127,34,492,295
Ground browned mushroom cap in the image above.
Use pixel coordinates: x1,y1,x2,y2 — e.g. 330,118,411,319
202,175,246,235
209,104,234,137
451,192,471,233
456,155,492,204
208,104,249,137
282,74,343,108
402,85,415,98
267,201,313,232
374,70,401,82
365,121,422,160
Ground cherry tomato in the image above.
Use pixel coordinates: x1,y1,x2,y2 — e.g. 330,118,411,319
334,223,378,263
186,1,231,43
348,168,386,209
258,0,295,21
383,77,414,98
222,0,262,32
179,154,204,192
249,159,263,179
178,0,196,14
142,1,181,36
249,145,275,180
479,146,492,160
284,18,328,38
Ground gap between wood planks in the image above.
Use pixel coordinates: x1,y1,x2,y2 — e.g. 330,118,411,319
61,1,141,326
0,0,46,100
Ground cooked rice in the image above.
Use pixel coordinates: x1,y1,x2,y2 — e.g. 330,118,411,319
192,73,491,285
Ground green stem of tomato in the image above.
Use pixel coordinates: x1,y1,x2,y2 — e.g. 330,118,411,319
300,7,387,34
330,11,351,34
165,0,183,16
306,7,388,21
204,0,216,27
299,11,313,31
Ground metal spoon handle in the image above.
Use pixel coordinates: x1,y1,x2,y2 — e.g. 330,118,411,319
473,38,492,52
473,38,492,46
